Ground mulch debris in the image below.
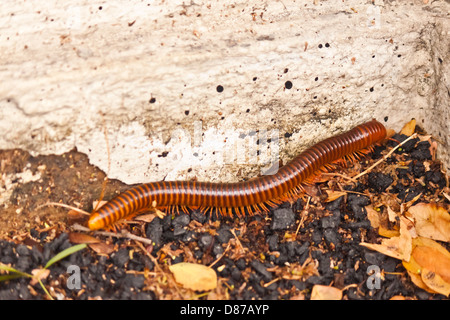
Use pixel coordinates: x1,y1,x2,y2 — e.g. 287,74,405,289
0,122,449,300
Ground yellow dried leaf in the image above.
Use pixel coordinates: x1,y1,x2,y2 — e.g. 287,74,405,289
310,285,342,300
169,262,217,291
412,242,450,284
400,119,416,136
403,237,450,295
378,225,400,238
421,268,450,297
402,254,422,275
406,270,439,294
361,216,412,261
407,203,450,242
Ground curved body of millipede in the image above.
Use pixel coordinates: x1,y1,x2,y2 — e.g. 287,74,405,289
88,119,386,230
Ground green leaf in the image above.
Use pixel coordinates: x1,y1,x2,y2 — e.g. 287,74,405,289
44,243,87,269
0,264,32,279
38,279,53,300
0,273,28,281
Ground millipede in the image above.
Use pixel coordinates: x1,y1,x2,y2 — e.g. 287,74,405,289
87,119,387,230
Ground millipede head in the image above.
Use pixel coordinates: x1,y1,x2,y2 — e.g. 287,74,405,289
87,211,107,230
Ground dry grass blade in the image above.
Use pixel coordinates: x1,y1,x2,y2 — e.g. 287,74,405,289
36,202,91,216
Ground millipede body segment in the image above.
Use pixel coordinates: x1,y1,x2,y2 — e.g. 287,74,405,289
88,119,386,230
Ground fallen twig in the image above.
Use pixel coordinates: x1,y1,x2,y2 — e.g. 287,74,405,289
352,133,418,180
70,223,154,246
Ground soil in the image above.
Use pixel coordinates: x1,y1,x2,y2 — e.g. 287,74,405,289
0,128,449,300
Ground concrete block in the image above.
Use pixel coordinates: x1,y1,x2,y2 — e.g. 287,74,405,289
0,0,448,184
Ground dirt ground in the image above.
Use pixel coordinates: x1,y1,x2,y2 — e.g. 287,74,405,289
0,148,128,237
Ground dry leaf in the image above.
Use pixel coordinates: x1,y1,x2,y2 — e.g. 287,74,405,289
389,295,407,300
403,237,450,296
92,200,107,210
154,208,166,219
406,270,439,294
361,216,412,261
407,203,450,242
386,128,396,139
310,285,342,300
169,262,217,291
134,213,157,223
400,119,416,136
302,184,320,197
88,242,115,255
67,209,86,219
161,243,184,259
30,268,50,285
412,242,450,284
443,193,450,202
365,205,381,228
387,206,397,223
403,237,443,274
290,293,306,300
377,225,400,238
69,232,100,244
429,140,438,160
421,268,450,296
325,190,347,202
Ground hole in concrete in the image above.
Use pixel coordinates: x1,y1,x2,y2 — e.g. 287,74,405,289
284,81,293,89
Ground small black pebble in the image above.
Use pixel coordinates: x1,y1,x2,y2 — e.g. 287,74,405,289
267,234,279,251
198,233,213,249
364,251,384,265
172,213,190,236
323,229,339,245
321,212,340,229
410,161,425,178
389,134,419,153
250,260,272,282
347,194,371,219
235,258,246,270
311,229,323,244
212,243,224,256
325,196,343,211
270,208,295,230
425,170,446,188
216,225,233,243
112,248,130,267
231,267,241,281
191,210,207,223
16,244,30,256
172,213,190,228
368,172,393,192
146,218,163,245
